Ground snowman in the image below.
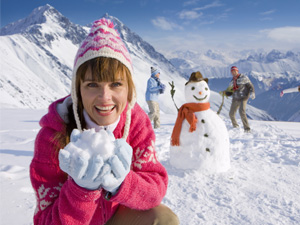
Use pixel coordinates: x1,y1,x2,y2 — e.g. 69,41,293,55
170,71,230,173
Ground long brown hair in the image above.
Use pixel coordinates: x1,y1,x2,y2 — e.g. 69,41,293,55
57,57,136,148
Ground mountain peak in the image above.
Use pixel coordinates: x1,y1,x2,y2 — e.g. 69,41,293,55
0,4,63,35
1,4,87,46
33,4,53,13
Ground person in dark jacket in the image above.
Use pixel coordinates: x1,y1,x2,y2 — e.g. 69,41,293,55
145,67,166,129
223,66,255,132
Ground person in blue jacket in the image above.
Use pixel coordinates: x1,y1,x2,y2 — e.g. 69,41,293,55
145,67,166,129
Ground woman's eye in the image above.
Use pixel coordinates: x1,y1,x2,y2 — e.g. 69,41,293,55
111,82,122,88
87,83,98,87
191,87,195,90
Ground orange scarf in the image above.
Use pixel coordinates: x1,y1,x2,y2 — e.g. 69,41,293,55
171,102,210,146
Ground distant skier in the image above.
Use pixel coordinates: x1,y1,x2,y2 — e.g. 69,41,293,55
221,66,255,132
280,86,300,97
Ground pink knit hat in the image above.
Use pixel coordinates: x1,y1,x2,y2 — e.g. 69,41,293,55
72,18,133,76
71,18,135,139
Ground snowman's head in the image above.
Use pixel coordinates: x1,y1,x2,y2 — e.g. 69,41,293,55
185,80,210,103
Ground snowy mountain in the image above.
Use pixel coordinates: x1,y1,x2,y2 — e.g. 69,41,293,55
0,5,185,112
169,49,300,79
0,4,86,108
0,4,272,121
169,49,300,121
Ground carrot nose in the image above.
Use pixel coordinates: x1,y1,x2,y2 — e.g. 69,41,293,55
199,91,202,95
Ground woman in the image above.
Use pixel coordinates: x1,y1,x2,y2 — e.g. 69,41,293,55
30,18,179,225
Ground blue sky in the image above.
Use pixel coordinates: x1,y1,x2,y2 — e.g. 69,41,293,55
1,0,300,54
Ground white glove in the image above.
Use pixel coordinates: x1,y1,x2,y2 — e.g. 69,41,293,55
101,139,133,193
59,129,115,190
250,92,255,100
59,148,105,190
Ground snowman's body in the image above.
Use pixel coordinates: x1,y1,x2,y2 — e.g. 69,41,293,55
170,78,230,172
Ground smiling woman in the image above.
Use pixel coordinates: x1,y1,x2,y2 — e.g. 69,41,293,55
77,57,132,127
29,17,179,225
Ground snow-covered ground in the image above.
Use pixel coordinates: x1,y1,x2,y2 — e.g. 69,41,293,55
0,108,300,225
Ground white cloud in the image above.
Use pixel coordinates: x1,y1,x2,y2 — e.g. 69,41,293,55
260,10,276,16
262,26,300,43
183,0,200,6
145,26,300,54
260,17,273,21
144,32,208,54
194,1,223,11
151,17,182,30
260,9,275,21
179,10,202,20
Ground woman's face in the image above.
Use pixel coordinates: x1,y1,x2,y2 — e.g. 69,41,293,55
80,66,128,126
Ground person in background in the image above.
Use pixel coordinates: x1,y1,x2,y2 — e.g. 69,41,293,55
222,66,255,132
30,18,179,225
280,86,300,97
145,67,166,129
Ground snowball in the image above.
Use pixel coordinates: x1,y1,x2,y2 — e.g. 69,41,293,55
65,128,115,162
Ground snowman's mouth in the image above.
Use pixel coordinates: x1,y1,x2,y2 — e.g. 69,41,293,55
193,95,207,101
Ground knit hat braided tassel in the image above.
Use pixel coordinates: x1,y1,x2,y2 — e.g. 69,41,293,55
71,17,136,140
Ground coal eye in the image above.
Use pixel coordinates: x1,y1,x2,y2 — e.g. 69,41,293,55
205,88,208,91
191,87,195,90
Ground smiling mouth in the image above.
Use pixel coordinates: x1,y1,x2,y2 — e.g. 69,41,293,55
193,95,207,101
95,105,116,113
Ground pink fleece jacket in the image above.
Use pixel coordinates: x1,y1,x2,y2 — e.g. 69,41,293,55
30,97,168,225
